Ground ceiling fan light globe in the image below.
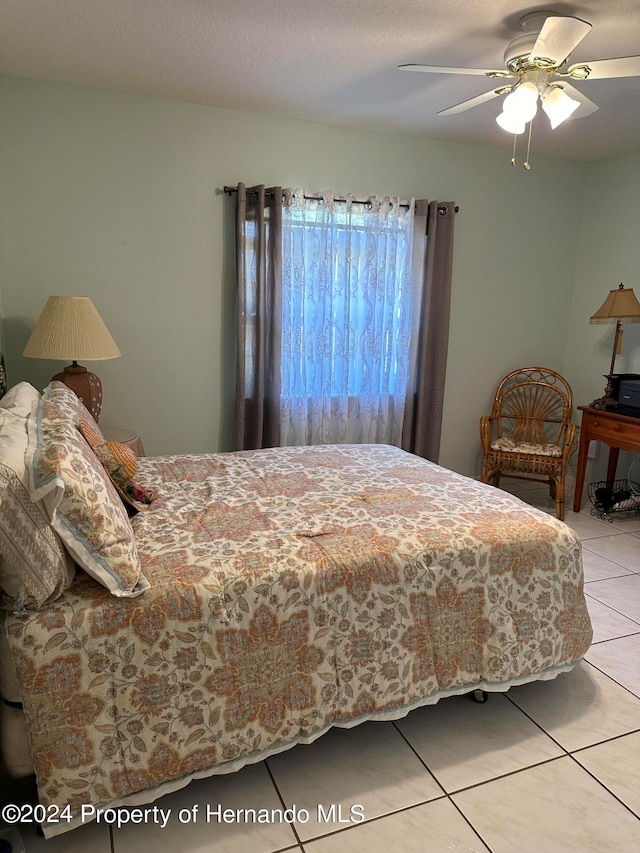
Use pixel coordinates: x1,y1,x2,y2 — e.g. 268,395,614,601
542,86,581,128
496,111,525,134
502,82,539,122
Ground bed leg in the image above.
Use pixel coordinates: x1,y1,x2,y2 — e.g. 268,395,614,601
472,689,488,703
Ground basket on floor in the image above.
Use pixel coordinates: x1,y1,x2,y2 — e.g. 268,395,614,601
588,479,640,521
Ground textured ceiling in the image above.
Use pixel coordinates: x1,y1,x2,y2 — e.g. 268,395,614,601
1,0,640,160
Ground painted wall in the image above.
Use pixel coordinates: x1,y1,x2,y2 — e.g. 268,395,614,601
0,76,587,474
565,149,640,486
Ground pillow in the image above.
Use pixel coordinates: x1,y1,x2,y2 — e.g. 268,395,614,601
0,409,75,610
490,437,562,457
39,380,104,435
78,420,153,514
0,382,41,418
26,403,149,598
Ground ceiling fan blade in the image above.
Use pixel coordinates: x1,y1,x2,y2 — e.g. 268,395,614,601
530,16,592,65
566,56,640,80
398,64,513,78
556,82,599,119
437,87,511,116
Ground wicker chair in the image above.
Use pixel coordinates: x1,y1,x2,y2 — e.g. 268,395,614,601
480,367,576,520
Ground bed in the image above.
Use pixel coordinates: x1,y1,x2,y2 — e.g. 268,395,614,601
0,380,593,837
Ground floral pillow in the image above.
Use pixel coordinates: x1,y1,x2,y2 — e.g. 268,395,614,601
26,402,149,598
490,436,562,457
39,380,104,435
0,409,75,610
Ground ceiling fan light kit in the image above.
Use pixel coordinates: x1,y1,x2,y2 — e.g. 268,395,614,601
494,72,581,140
399,9,640,169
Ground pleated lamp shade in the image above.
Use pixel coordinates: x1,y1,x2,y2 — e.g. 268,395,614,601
24,296,120,421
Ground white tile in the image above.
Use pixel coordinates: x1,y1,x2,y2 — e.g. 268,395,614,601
302,798,489,852
453,757,640,852
609,512,640,533
22,820,111,852
581,546,634,582
394,694,562,793
507,661,640,751
563,512,623,540
266,722,442,841
585,595,640,643
112,763,297,853
586,574,640,623
578,533,640,572
585,634,640,697
575,731,640,817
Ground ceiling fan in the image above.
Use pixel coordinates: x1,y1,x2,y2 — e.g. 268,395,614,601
399,10,640,143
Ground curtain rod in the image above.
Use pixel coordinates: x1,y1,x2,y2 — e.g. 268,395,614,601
224,185,459,214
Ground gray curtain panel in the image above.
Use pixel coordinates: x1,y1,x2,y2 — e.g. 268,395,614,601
234,184,283,450
401,201,456,463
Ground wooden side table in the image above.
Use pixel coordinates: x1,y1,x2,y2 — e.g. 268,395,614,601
102,427,145,458
573,406,640,512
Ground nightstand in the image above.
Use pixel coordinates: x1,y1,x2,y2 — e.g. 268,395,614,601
102,427,145,457
573,406,640,511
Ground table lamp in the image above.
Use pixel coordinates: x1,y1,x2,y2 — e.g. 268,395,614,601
589,283,640,409
23,295,120,421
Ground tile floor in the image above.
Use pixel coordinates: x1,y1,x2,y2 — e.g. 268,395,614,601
17,480,640,852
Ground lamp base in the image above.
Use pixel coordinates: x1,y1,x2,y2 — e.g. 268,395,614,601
51,363,103,421
590,375,618,410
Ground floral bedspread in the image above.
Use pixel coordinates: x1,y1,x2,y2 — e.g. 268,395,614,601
6,444,592,831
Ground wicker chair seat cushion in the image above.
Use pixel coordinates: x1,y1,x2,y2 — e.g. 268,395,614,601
490,437,562,457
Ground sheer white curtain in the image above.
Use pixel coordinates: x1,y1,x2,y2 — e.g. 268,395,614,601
280,189,419,446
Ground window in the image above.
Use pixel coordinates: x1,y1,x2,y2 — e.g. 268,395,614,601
279,191,418,445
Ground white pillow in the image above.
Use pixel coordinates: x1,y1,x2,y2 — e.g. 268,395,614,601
0,382,41,418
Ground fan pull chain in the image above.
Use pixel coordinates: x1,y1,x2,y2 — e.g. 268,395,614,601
511,133,517,167
523,121,533,170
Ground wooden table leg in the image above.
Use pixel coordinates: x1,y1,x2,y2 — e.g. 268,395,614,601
606,446,620,490
573,427,590,512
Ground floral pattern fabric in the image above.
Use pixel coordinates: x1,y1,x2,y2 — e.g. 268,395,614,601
27,388,148,597
0,409,75,610
490,437,562,457
6,444,592,834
